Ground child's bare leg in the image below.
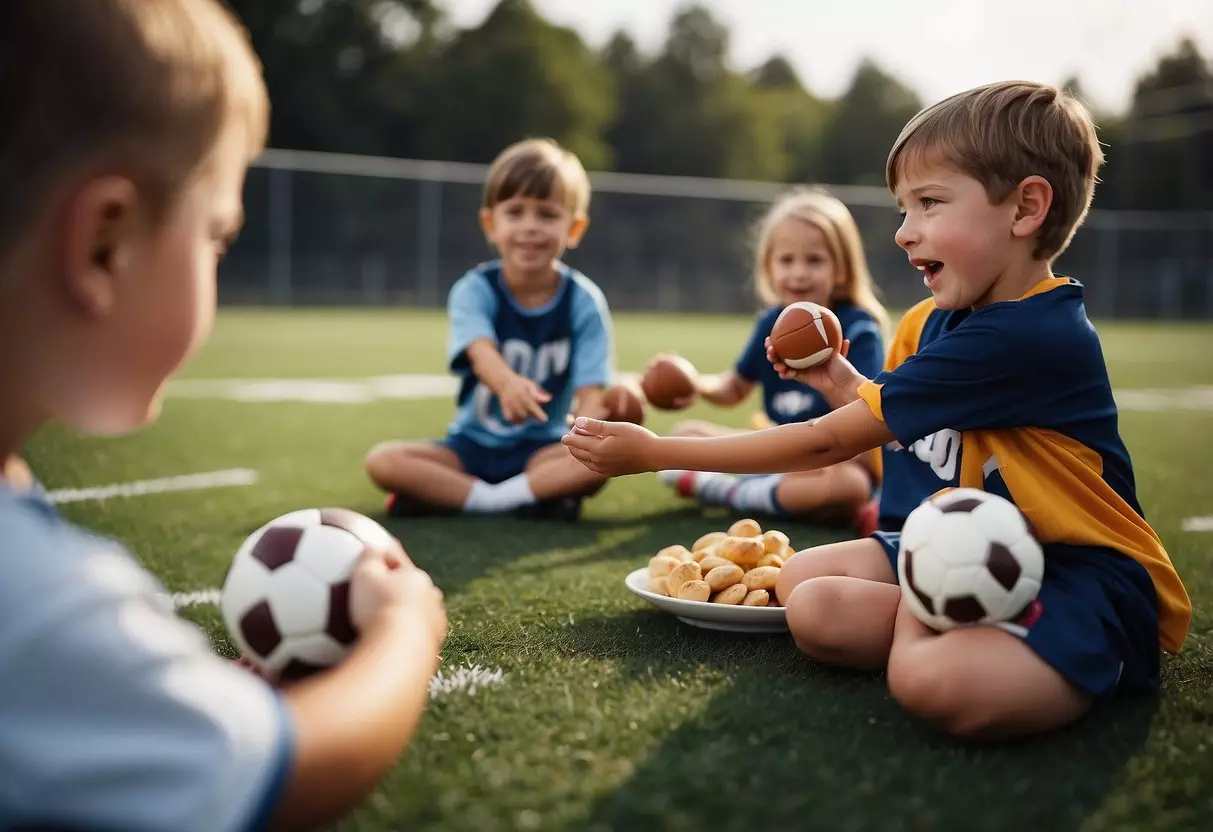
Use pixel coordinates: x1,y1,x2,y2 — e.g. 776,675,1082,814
776,537,896,602
779,539,901,670
775,461,872,518
364,441,474,509
524,443,608,500
886,601,1092,740
670,420,744,438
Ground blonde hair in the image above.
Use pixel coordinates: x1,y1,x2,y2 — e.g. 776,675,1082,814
752,187,890,337
886,81,1103,261
483,138,591,218
0,0,269,259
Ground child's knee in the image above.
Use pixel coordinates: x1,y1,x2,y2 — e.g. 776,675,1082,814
364,441,417,484
364,443,393,481
887,644,994,739
785,578,855,657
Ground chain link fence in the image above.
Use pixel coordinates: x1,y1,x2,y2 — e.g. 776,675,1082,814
221,149,1213,319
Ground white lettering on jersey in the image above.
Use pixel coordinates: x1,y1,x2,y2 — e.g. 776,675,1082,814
474,337,571,434
907,428,962,482
771,390,815,418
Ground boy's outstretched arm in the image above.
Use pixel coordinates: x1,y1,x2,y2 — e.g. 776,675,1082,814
465,339,550,423
562,398,894,477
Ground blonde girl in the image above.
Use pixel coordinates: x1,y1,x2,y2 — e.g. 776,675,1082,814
654,187,889,531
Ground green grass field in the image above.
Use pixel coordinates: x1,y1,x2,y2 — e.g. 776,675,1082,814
25,309,1213,832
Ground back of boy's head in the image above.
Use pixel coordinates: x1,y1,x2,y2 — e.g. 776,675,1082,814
483,139,591,219
0,0,269,266
886,81,1103,260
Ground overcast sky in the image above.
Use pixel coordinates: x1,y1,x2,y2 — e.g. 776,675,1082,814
443,0,1213,113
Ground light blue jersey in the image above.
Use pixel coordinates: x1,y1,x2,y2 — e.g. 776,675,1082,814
446,260,614,448
0,486,294,831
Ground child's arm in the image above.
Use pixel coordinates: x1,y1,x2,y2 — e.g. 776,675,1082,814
271,553,446,829
563,398,894,477
571,385,608,419
465,339,550,423
696,370,755,408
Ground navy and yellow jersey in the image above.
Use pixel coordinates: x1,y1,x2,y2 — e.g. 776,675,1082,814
446,260,614,448
736,302,884,425
858,277,1190,652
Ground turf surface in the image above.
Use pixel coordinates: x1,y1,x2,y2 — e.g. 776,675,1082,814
25,310,1213,832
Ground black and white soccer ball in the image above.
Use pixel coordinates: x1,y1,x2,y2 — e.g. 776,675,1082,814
220,508,395,680
897,488,1044,632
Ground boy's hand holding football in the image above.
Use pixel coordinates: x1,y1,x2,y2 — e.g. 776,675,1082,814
765,337,866,409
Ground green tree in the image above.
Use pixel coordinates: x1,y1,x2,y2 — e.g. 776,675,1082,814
818,59,922,186
603,5,785,180
1106,38,1213,210
751,56,832,183
415,0,614,168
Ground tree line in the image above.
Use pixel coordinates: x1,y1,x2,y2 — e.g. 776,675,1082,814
226,0,1213,211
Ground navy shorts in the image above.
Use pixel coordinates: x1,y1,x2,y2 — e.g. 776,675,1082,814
872,530,1161,698
439,433,557,485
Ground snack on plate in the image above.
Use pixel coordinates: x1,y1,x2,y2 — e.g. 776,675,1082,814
643,518,796,607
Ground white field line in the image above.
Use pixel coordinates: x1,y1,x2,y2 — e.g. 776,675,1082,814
427,664,507,700
1182,517,1213,533
168,375,1213,412
170,588,223,608
171,587,506,699
46,468,258,504
168,373,643,404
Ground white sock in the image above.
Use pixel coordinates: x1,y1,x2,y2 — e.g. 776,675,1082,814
490,473,537,511
690,472,741,504
729,474,784,515
462,480,500,513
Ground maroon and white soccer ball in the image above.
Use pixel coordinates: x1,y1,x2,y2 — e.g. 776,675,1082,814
897,488,1044,632
220,508,395,680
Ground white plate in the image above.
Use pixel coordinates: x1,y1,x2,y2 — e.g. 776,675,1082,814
624,568,788,634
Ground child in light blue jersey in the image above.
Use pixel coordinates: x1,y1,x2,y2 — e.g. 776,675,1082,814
366,139,614,521
0,2,446,828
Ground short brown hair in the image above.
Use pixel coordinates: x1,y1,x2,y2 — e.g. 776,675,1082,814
483,138,591,218
886,81,1103,260
0,0,269,259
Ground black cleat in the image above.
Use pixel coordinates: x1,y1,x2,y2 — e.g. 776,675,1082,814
516,496,583,522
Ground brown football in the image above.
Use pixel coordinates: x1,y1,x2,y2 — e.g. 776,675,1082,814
603,383,646,425
640,356,698,410
769,302,843,369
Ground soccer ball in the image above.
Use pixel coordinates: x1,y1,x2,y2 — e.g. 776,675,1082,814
220,507,395,680
897,488,1043,632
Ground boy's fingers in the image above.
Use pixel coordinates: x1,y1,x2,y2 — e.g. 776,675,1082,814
840,339,851,358
571,417,606,435
526,399,549,422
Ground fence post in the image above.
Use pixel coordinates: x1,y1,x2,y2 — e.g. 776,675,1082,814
361,253,386,306
1095,219,1119,319
269,167,293,305
417,168,442,307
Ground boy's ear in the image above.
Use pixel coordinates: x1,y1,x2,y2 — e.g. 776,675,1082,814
478,208,494,241
1010,175,1052,241
60,176,140,318
566,217,590,249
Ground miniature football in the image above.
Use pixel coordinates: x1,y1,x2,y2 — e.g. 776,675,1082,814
897,488,1044,632
220,507,396,680
603,383,646,424
640,355,698,410
769,301,843,369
